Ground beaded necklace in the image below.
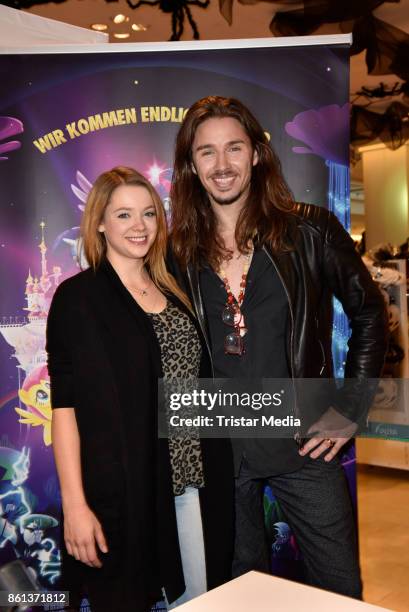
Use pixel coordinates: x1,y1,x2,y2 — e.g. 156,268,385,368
219,250,253,306
219,247,254,338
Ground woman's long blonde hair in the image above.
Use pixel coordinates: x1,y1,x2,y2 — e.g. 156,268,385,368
81,166,192,312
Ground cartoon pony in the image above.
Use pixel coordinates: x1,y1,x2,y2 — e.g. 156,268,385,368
15,365,52,446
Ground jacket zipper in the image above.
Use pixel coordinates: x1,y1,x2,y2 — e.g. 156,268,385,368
186,265,215,378
261,245,295,377
316,316,326,376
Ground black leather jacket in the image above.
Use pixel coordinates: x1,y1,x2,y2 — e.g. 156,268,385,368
169,203,388,423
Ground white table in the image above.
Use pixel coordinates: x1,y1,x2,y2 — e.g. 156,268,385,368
174,571,391,611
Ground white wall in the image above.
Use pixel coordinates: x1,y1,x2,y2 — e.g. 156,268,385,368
0,5,108,47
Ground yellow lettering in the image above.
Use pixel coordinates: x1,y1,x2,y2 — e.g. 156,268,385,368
88,114,106,131
171,107,185,122
161,107,171,122
34,108,141,152
125,107,137,124
77,119,90,135
52,129,67,146
47,133,58,147
140,107,149,122
139,106,188,123
66,122,80,139
102,111,119,127
116,109,125,125
33,135,53,154
150,107,160,122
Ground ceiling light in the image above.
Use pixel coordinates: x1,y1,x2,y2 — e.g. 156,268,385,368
91,23,108,31
113,33,131,39
132,23,148,31
113,14,129,24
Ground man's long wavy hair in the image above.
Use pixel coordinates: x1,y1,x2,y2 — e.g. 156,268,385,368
81,166,192,311
170,96,296,270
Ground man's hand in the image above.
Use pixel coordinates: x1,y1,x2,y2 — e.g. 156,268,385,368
63,503,108,568
298,406,358,461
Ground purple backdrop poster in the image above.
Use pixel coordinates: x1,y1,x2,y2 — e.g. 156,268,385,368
0,39,351,603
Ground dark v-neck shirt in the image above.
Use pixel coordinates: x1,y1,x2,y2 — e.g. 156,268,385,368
200,248,307,476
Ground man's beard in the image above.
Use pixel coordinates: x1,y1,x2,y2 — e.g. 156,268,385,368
209,183,250,206
211,192,245,206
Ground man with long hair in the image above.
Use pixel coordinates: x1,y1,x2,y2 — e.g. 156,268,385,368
169,96,387,598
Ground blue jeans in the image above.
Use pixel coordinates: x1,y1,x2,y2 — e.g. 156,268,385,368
166,487,207,609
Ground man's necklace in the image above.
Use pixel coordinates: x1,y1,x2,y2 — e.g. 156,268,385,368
218,247,254,338
218,249,253,306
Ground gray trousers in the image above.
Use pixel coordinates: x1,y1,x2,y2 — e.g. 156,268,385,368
233,456,362,599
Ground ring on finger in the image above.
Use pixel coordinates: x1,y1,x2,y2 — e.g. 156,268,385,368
325,438,335,447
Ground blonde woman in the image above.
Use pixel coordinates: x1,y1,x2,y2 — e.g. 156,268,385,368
46,167,234,612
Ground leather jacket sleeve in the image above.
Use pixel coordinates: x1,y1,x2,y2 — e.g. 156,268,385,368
323,211,388,379
322,211,388,425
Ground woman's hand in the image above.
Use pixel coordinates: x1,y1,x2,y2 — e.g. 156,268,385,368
51,409,109,568
63,503,108,568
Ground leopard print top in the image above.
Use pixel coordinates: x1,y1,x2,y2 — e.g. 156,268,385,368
148,301,205,496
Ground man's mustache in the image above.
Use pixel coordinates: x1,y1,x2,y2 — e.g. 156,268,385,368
210,170,236,179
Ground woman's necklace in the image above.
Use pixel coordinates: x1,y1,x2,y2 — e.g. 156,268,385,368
124,275,167,315
124,275,151,298
136,283,150,297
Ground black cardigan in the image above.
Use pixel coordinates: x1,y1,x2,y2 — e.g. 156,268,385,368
46,259,234,611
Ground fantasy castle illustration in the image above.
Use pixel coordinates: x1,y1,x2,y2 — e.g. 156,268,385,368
0,224,62,445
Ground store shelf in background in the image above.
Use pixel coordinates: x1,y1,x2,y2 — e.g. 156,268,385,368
357,260,409,470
